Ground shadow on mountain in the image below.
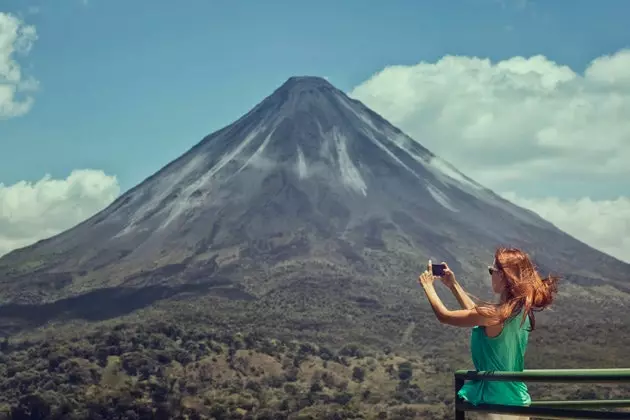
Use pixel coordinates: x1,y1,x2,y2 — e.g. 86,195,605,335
0,281,255,335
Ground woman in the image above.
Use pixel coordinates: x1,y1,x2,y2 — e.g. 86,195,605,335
418,247,559,420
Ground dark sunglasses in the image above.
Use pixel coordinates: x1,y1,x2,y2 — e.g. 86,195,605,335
488,266,499,275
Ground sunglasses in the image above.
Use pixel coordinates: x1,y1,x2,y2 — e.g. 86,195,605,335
488,266,499,275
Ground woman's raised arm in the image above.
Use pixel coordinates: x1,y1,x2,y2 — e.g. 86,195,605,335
440,263,476,310
418,270,497,328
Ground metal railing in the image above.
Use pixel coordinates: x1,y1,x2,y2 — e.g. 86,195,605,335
454,368,630,419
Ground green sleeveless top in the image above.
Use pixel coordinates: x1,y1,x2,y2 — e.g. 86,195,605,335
457,310,532,406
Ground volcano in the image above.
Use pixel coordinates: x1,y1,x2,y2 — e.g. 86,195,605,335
0,76,628,333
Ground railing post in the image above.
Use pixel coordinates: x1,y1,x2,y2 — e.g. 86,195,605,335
455,375,465,420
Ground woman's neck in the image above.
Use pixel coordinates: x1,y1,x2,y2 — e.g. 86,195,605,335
499,291,509,304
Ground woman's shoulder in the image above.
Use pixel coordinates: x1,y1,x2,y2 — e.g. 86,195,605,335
505,310,531,331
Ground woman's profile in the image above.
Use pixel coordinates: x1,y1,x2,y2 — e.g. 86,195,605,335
417,247,559,420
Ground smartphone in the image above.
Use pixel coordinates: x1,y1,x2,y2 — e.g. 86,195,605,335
431,263,446,277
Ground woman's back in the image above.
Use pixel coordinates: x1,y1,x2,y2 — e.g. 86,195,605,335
458,311,532,406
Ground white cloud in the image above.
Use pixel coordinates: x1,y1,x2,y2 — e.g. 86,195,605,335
0,12,38,119
0,170,120,257
501,193,630,263
349,49,630,187
350,50,630,262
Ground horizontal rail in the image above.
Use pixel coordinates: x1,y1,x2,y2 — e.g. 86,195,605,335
454,369,630,419
456,401,630,420
455,368,630,383
530,400,630,409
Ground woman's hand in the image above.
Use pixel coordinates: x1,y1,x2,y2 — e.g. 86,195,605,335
440,262,456,288
418,270,435,287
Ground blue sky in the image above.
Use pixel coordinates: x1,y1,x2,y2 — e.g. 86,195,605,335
1,0,630,261
2,0,628,190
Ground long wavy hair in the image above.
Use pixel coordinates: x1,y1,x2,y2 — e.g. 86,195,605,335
476,247,559,331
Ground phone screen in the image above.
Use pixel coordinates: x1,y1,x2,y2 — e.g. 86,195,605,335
431,264,446,276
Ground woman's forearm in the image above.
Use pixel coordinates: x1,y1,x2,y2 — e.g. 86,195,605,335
421,283,450,322
449,281,476,310
419,275,489,328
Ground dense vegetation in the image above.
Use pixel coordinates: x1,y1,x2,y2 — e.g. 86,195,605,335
0,300,629,420
0,320,452,419
1,255,629,419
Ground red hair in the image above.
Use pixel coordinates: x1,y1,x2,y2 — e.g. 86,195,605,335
476,247,559,331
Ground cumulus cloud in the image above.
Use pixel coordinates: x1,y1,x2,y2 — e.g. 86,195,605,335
350,49,630,186
0,170,120,257
350,50,630,262
501,193,630,263
0,12,38,119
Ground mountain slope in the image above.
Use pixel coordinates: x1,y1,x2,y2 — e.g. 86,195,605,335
1,76,628,420
0,76,628,314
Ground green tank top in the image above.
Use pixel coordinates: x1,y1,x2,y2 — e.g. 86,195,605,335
457,310,532,406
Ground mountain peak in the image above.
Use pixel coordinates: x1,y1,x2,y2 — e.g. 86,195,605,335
260,76,339,112
279,76,335,92
261,76,343,114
